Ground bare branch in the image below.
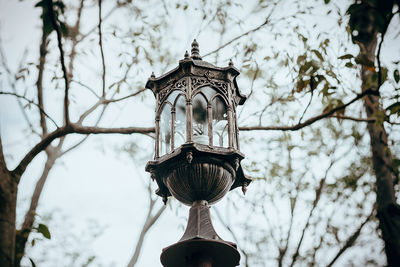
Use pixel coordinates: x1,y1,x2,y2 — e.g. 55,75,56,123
77,98,104,124
77,88,146,124
11,124,154,178
214,207,250,267
104,89,146,104
289,161,335,267
239,89,374,132
71,80,101,99
127,181,166,267
47,0,70,125
78,5,119,42
203,18,269,58
0,92,59,129
60,103,108,157
329,115,375,123
37,24,49,136
71,124,154,135
98,0,106,97
298,90,314,123
327,206,375,267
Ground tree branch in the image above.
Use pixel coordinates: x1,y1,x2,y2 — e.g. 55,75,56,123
239,89,374,132
127,181,166,267
298,90,314,123
11,124,153,178
289,161,334,267
71,80,101,99
202,18,269,58
103,89,146,104
60,104,108,157
326,206,375,267
214,207,250,267
0,92,59,129
98,0,106,97
329,115,375,123
47,0,70,125
78,4,122,42
37,22,49,136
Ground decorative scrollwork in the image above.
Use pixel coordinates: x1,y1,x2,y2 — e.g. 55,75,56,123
191,76,228,94
159,78,187,102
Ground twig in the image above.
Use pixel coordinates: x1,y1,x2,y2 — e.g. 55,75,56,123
161,0,169,15
127,181,166,267
298,90,314,123
289,160,335,267
214,207,250,267
239,89,374,132
202,18,269,58
71,80,101,99
104,89,146,103
47,0,70,125
78,5,119,42
326,206,375,267
329,115,375,123
0,92,59,128
98,0,106,97
60,103,108,157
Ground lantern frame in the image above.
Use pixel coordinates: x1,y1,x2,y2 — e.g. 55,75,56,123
145,41,251,205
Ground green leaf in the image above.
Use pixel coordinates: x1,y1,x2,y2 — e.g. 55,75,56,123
37,223,51,239
324,0,330,3
312,49,323,61
345,62,354,68
338,54,354,60
394,69,400,83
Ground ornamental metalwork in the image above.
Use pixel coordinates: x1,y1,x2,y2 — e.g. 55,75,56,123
145,40,251,267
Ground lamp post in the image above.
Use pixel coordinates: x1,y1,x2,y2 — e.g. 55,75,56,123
146,40,251,267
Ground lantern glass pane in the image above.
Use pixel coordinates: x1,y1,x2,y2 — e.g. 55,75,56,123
175,95,186,148
192,94,208,144
212,96,228,147
160,103,172,156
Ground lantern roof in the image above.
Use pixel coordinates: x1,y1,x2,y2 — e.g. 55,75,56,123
146,40,246,105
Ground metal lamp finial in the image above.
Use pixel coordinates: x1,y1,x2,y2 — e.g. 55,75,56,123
191,39,202,60
184,50,190,59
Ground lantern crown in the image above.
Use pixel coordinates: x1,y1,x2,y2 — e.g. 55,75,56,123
146,41,246,106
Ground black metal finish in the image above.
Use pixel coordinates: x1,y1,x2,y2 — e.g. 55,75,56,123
145,40,250,267
146,143,250,205
160,201,240,267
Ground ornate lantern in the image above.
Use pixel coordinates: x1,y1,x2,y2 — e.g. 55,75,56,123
146,40,251,267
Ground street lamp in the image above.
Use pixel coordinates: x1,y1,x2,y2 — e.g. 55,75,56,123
146,40,251,267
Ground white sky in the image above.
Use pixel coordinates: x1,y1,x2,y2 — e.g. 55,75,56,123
1,0,399,266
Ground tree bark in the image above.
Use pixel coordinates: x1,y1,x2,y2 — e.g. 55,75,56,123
0,136,18,267
362,36,400,266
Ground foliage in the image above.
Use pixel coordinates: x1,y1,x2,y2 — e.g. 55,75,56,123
1,0,399,266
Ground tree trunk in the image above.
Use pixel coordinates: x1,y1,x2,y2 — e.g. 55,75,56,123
0,135,18,267
362,36,400,266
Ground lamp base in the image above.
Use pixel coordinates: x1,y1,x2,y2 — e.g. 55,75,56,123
160,201,240,267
